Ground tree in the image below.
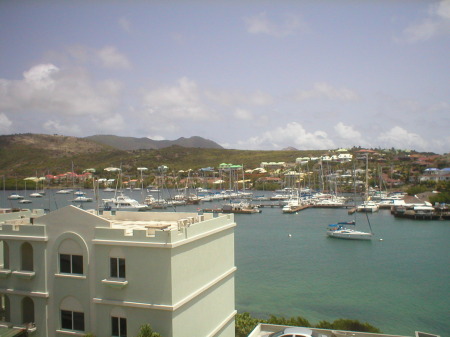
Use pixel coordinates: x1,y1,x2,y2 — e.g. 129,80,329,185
136,324,162,337
235,312,263,337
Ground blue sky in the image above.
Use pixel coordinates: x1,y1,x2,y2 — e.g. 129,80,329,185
0,1,449,153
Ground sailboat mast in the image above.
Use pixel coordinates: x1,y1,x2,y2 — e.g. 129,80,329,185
365,154,369,201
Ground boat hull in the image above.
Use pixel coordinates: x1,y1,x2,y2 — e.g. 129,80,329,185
326,230,372,240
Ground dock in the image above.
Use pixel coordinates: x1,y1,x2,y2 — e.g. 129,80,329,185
282,205,310,213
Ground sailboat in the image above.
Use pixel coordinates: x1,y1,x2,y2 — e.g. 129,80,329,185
327,157,374,240
8,176,24,200
18,179,32,204
326,215,374,240
357,154,379,213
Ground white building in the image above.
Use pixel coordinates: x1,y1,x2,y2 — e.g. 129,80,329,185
337,153,353,162
0,206,236,337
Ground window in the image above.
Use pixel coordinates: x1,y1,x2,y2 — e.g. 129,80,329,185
22,297,34,324
21,242,33,271
110,258,126,278
61,310,84,331
111,316,127,337
60,254,83,275
1,241,9,269
0,294,10,322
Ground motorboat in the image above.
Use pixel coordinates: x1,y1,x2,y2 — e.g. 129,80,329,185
56,189,73,194
356,200,379,212
101,194,150,211
282,195,303,213
7,193,24,200
221,202,261,214
326,221,373,240
72,196,93,202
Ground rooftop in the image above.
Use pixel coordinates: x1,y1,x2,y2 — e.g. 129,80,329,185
248,324,439,337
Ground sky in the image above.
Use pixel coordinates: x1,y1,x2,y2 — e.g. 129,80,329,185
0,1,449,153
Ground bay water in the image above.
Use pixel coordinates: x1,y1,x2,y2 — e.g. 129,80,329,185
1,189,449,336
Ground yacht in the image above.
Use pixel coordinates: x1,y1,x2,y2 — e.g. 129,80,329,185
356,200,379,212
72,196,93,202
101,194,150,211
326,221,373,240
56,189,73,194
7,193,24,200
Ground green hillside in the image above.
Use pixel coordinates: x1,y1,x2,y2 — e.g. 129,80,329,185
0,134,325,178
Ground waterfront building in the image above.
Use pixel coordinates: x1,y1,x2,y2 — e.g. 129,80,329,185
0,206,236,337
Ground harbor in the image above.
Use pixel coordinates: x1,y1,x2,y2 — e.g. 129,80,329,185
0,188,448,337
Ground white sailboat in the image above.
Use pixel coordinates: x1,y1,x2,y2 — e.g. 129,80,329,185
8,177,24,200
326,219,373,240
357,154,379,213
327,157,374,240
19,179,32,204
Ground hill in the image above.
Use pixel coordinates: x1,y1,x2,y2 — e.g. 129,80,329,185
0,133,322,177
0,134,130,175
85,134,223,150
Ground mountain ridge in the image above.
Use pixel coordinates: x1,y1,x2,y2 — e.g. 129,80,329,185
85,134,223,150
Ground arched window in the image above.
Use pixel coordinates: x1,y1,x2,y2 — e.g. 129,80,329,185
0,241,10,269
21,242,33,271
60,297,85,332
58,239,83,275
22,296,34,324
0,294,10,322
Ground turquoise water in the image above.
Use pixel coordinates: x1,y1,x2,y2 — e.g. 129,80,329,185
234,207,450,337
2,190,449,336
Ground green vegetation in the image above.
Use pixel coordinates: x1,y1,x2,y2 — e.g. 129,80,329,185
1,134,450,198
136,324,161,337
406,185,429,196
83,324,161,337
235,312,381,337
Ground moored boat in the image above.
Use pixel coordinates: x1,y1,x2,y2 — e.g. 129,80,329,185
101,194,150,211
326,221,373,240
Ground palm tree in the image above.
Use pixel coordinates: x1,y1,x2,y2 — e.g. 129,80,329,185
136,324,161,337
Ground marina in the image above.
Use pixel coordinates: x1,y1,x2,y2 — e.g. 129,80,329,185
0,189,449,337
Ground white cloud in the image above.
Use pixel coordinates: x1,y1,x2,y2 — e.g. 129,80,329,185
295,82,359,101
234,108,253,120
142,77,214,120
244,12,306,37
91,113,125,132
0,113,12,133
237,122,335,150
43,120,81,135
97,46,131,69
400,0,450,43
147,135,165,141
378,126,428,151
119,17,132,33
0,64,121,116
205,89,273,107
334,122,367,145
